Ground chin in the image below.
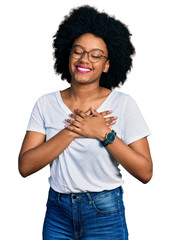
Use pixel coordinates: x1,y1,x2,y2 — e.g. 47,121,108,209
72,75,92,84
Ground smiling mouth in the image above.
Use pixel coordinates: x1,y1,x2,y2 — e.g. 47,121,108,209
76,65,92,74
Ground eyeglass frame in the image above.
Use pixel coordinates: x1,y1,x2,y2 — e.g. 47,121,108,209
69,45,108,63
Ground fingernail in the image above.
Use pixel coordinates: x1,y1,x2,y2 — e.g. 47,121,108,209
109,110,113,113
114,116,118,119
64,125,68,128
112,120,116,123
91,106,95,109
68,113,72,117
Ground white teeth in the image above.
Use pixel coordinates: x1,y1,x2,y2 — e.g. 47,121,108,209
77,67,91,72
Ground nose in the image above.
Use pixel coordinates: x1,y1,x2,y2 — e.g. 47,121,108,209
80,51,89,62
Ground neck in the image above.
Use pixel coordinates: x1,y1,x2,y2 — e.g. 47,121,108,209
69,82,102,101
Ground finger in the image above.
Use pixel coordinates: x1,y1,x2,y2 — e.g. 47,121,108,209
65,119,81,128
69,110,92,119
69,113,75,119
90,107,100,117
105,120,117,126
99,110,113,117
64,124,82,135
85,108,93,116
74,109,86,118
69,113,83,121
104,116,118,122
75,115,83,122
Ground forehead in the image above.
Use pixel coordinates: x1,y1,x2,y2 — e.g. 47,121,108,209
72,33,108,52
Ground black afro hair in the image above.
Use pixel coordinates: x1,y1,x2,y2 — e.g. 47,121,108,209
53,5,135,89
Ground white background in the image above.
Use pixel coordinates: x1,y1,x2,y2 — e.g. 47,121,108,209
0,0,171,239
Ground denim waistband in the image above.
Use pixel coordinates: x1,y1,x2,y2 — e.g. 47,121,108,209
48,186,123,204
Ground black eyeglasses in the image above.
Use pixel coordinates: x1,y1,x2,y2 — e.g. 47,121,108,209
70,45,108,63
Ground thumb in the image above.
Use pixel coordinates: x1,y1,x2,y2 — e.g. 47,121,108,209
85,108,93,115
90,107,99,117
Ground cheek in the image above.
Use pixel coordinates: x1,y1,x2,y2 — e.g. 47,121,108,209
69,57,75,74
95,62,107,74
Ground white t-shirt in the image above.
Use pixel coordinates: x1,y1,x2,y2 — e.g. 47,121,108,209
27,90,151,193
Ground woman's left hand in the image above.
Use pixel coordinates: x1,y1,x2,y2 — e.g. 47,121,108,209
65,108,116,141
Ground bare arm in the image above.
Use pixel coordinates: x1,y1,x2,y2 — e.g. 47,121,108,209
18,129,75,177
65,108,153,183
106,136,153,183
18,109,115,177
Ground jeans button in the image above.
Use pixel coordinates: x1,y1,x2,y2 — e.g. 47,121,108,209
73,195,77,199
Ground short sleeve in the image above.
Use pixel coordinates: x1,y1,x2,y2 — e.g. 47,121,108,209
26,97,46,135
122,96,151,145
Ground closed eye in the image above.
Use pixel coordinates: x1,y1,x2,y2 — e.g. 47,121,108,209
73,50,82,55
91,55,101,59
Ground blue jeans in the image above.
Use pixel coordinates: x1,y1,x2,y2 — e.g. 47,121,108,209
43,187,128,239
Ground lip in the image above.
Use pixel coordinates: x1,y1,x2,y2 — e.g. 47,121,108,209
75,65,92,74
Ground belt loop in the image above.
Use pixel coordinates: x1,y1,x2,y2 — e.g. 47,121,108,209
120,186,124,194
86,192,93,206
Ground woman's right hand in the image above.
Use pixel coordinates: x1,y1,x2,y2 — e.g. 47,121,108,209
18,108,117,177
66,108,117,138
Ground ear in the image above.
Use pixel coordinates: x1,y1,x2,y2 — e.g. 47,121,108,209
103,60,110,73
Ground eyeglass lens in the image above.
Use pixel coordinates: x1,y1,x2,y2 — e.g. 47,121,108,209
71,46,102,63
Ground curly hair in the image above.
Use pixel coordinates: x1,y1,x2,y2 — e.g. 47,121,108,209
53,5,135,89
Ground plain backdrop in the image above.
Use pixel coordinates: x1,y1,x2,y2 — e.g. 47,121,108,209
0,0,171,239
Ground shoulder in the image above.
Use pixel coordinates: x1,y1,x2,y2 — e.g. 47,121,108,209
32,91,60,114
110,90,139,113
112,89,131,103
36,91,59,105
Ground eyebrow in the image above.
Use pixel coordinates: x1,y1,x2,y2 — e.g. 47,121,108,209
72,45,105,54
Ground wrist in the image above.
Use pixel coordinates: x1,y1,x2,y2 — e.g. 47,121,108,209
100,129,117,146
98,128,112,141
64,128,76,140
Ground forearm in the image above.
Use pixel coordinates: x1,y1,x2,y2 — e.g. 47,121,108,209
106,136,153,183
65,107,152,183
19,129,74,177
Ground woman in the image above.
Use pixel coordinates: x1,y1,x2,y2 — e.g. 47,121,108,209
18,5,153,240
